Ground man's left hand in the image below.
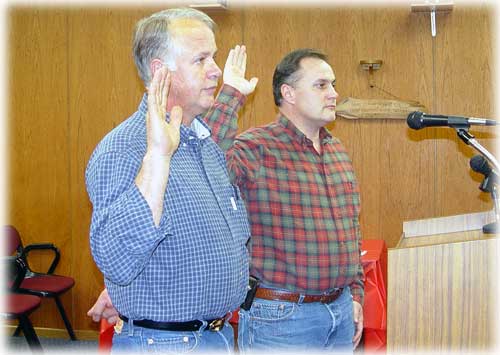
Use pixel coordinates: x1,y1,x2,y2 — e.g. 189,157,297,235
223,44,258,95
352,300,363,349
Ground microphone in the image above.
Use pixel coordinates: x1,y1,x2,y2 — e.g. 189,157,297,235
470,155,500,234
407,111,498,130
470,155,492,176
470,155,498,193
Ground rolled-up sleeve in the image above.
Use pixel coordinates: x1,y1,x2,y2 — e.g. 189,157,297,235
86,151,170,285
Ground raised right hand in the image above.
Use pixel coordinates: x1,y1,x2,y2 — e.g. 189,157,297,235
146,66,183,158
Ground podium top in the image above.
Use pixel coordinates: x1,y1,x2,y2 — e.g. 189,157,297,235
397,229,497,248
402,210,495,237
397,210,498,248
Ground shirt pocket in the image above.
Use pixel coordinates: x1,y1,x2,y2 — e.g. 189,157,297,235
223,184,251,243
331,171,360,219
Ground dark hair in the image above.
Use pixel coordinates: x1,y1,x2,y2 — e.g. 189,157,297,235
272,48,328,106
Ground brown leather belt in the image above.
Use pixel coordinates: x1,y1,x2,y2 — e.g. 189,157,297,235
255,287,343,304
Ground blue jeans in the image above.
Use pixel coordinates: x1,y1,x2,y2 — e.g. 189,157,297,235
238,287,354,353
111,319,234,354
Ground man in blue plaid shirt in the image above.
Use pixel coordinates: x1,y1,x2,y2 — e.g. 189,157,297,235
86,8,257,353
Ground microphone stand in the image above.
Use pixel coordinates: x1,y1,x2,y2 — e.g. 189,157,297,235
456,126,499,233
483,186,499,233
455,127,500,171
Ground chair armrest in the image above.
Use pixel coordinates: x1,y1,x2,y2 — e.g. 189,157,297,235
22,243,60,274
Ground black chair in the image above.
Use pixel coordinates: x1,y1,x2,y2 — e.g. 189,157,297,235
2,256,43,352
3,225,77,340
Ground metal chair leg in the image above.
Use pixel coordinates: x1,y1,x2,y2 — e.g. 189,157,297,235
54,296,77,340
12,324,22,337
18,314,43,353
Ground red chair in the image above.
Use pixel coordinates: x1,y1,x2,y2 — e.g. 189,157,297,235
1,256,43,351
4,225,77,340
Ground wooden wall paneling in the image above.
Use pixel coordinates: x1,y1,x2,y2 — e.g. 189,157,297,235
242,7,283,127
319,8,385,240
434,5,495,218
326,7,436,246
7,7,71,330
6,4,496,333
369,9,436,246
205,8,248,131
68,7,162,331
242,7,322,130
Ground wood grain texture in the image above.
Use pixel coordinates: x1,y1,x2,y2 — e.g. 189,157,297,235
387,231,497,351
67,7,154,331
433,5,495,217
7,7,71,330
6,4,496,332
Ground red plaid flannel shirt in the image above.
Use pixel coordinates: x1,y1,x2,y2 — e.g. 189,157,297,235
206,85,364,304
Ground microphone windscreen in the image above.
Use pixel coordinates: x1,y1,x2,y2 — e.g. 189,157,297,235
407,111,424,130
470,155,492,176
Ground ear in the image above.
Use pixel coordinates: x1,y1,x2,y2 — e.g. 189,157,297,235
150,59,163,78
280,84,295,105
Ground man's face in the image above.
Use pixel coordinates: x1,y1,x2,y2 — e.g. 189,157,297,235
290,57,339,128
167,19,222,120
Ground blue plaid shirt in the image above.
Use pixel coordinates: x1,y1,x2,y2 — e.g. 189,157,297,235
86,92,250,322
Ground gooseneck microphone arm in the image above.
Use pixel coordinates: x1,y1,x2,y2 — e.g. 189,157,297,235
455,128,500,172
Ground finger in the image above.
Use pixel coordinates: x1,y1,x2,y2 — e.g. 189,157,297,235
170,105,183,130
160,70,170,114
225,48,235,69
88,300,104,315
86,307,94,317
233,44,241,66
87,305,103,322
102,307,118,319
237,45,246,69
157,67,167,112
148,66,162,110
107,316,118,325
249,77,259,91
354,324,362,339
353,327,362,348
352,321,363,343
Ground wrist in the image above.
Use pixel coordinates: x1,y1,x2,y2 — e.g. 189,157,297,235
141,152,172,178
143,150,173,163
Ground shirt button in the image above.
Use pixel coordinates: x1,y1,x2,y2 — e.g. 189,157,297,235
147,338,154,345
183,336,189,343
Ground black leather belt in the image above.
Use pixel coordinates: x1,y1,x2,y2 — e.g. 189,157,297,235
119,314,226,332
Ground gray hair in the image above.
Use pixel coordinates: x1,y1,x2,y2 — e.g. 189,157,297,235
132,8,216,86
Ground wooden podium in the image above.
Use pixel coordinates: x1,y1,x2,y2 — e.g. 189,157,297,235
387,211,498,352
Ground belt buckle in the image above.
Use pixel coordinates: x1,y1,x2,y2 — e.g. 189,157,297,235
208,318,224,332
114,319,124,334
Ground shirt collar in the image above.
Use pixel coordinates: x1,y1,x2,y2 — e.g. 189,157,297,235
277,114,333,146
139,93,212,142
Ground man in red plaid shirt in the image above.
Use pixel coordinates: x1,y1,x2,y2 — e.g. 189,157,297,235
210,48,364,353
88,46,364,352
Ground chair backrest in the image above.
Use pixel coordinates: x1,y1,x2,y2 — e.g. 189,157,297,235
3,225,23,256
5,256,28,290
